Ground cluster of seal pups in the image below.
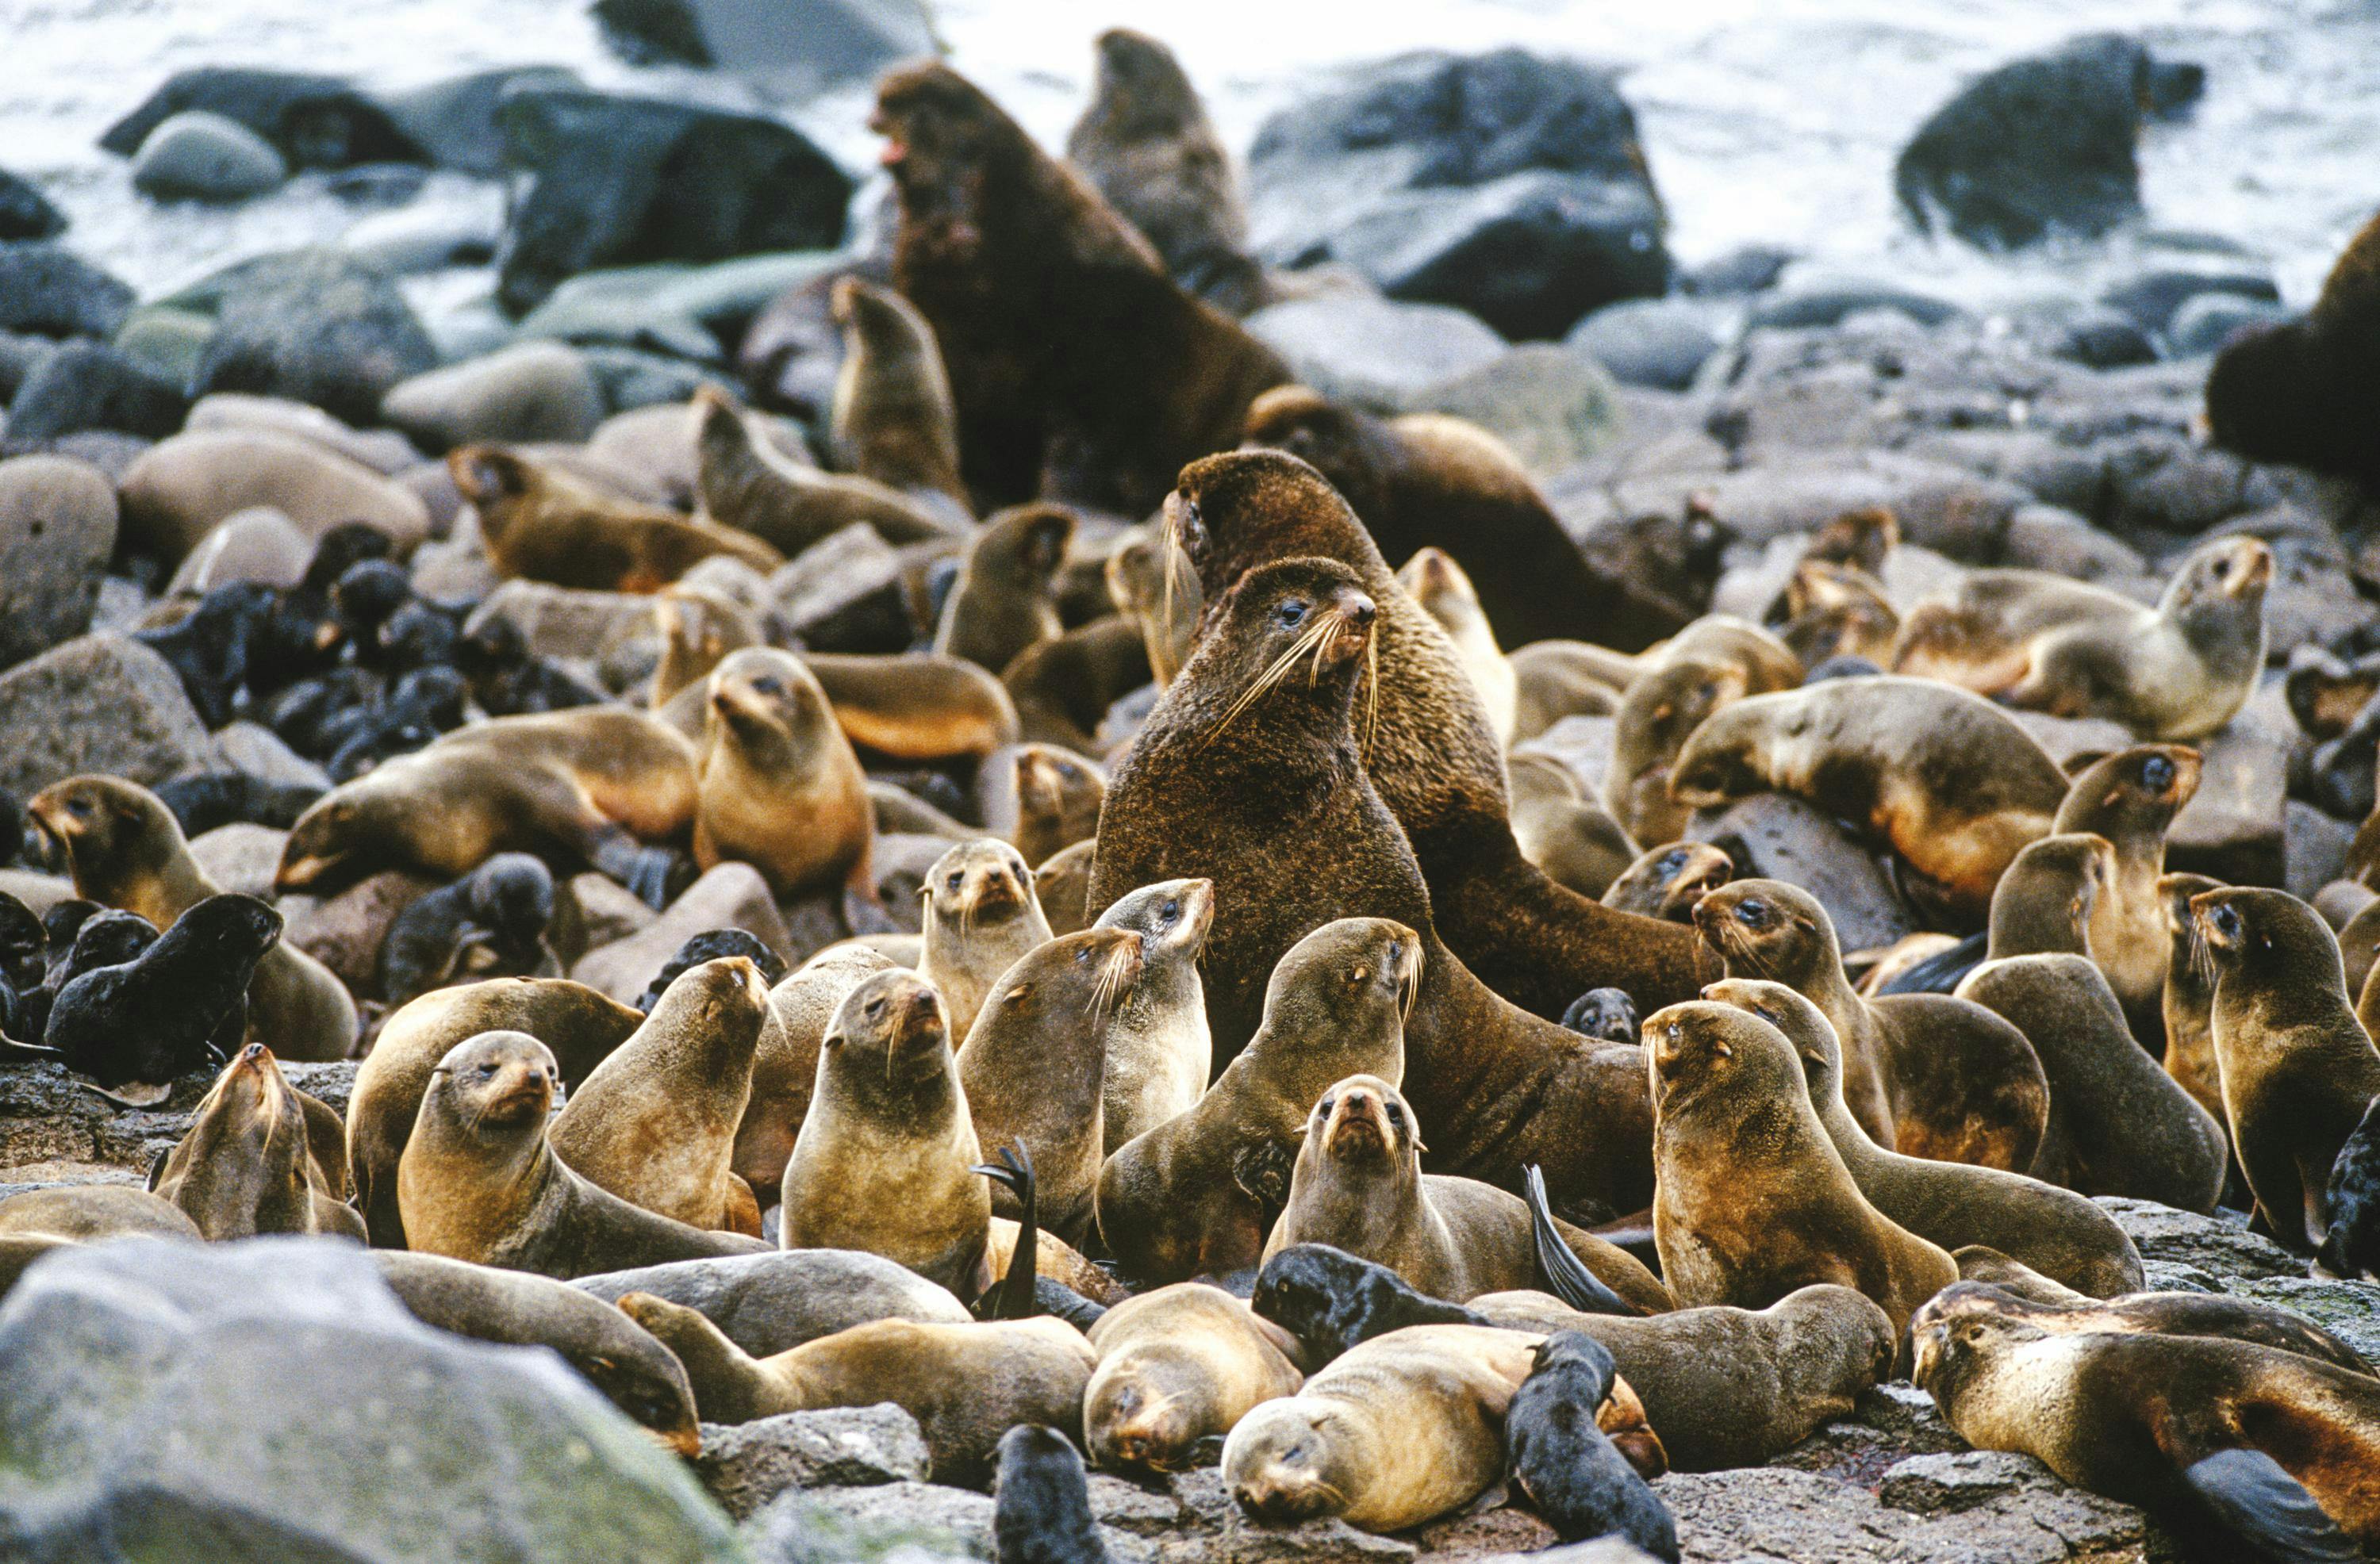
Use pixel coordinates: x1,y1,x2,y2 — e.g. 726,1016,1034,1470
5,31,2380,1564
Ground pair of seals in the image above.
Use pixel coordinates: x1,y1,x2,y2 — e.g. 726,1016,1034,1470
32,776,357,1062
1082,1282,1305,1473
1096,917,1417,1284
1707,978,2144,1296
1672,676,2073,927
397,1028,769,1277
451,445,782,591
39,893,281,1099
1696,880,2048,1171
1891,536,2272,741
1646,1000,1960,1335
1103,451,1706,1023
622,1291,1096,1486
2196,887,2380,1252
1263,1073,1671,1313
873,62,1287,515
1603,617,1802,847
2055,745,2202,1043
152,1042,364,1240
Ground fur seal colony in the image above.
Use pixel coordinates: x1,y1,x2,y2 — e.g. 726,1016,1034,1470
0,25,2376,1564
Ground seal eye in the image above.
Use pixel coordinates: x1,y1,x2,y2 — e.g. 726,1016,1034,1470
1076,946,1093,964
750,676,784,698
65,796,93,821
1735,898,1768,925
1384,1102,1404,1127
2142,756,2174,790
946,872,964,890
1160,899,1179,923
1277,599,1308,628
2212,905,2240,941
1318,1095,1336,1117
1659,849,1687,875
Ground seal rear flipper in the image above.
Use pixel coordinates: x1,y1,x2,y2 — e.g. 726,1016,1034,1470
2175,1447,2361,1564
0,1037,60,1063
1033,1277,1107,1332
589,835,695,911
1525,1164,1640,1317
1875,930,1987,996
973,1143,1040,1321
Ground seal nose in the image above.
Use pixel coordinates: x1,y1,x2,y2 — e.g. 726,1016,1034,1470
1342,592,1376,628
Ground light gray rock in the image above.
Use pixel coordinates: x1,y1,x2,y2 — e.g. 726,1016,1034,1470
2167,683,2292,887
1246,293,1506,408
182,392,421,475
213,719,333,791
0,455,117,670
381,341,606,451
766,524,912,655
164,508,313,595
0,1236,744,1562
743,1482,987,1564
1568,298,1722,392
466,579,657,664
187,822,287,899
570,862,793,1002
572,1251,969,1359
1399,343,1622,477
0,634,215,799
2232,1276,2380,1363
117,429,431,563
131,110,288,201
2096,1198,2302,1285
697,1405,931,1520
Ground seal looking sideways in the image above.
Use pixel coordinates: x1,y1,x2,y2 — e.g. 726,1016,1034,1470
1089,877,1215,1152
450,443,782,591
2052,744,2202,1044
30,776,358,1060
1263,1074,1670,1313
1914,1280,2374,1377
1082,1282,1306,1474
2194,886,2380,1253
827,276,969,508
693,385,962,554
1107,450,1704,1023
873,61,1288,515
396,1029,769,1278
1914,1306,2380,1555
1646,1000,1960,1334
1703,978,2143,1298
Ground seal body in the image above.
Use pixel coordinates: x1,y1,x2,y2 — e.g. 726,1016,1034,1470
2053,746,2201,1044
1089,877,1215,1151
1084,1282,1305,1473
689,648,875,904
451,444,781,590
828,276,969,506
917,838,1053,1040
152,1042,364,1241
1398,547,1516,744
2206,207,2380,483
696,385,961,553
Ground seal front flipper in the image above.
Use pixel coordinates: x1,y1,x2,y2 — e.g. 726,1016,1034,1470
1875,930,1987,996
2176,1447,2361,1564
589,834,694,911
974,1144,1041,1321
1526,1164,1639,1317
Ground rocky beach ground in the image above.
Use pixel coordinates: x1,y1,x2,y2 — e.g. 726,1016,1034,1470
1,3,2378,1560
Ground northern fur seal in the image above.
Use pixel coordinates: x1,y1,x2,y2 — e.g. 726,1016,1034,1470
1695,880,2049,1171
2194,887,2380,1252
1090,546,1668,1221
1398,547,1516,743
1088,877,1214,1152
30,776,357,1061
1264,1074,1671,1313
917,838,1052,1041
1704,978,2143,1298
689,648,876,910
1083,1282,1306,1474
1914,1307,2380,1554
548,957,770,1235
620,1291,1096,1485
804,652,1021,765
992,1424,1115,1564
1602,841,1733,923
1646,1001,1959,1334
451,444,782,590
978,743,1104,869
347,976,643,1247
1101,450,1705,1023
694,385,962,552
827,276,969,508
1222,1324,1540,1532
1671,677,2070,926
734,945,896,1201
935,504,1073,674
1507,753,1639,900
1891,537,2271,742
874,62,1287,514
2054,745,2201,1043
1915,1279,2374,1376
2158,872,2227,1122
1096,916,1417,1285
2207,206,2380,484
1506,1332,1681,1558
397,1029,770,1278
152,1042,366,1241
40,893,281,1098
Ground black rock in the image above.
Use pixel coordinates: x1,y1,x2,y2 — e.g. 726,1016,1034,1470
98,66,424,169
1247,48,1668,339
589,0,934,87
2,341,189,441
0,243,135,340
0,169,65,243
2052,309,2160,370
186,248,437,428
492,84,851,317
1895,33,2205,251
1680,244,1795,297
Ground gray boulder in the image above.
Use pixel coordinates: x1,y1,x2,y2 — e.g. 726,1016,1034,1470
380,342,605,450
0,170,64,243
592,0,936,92
378,66,583,176
1244,293,1506,408
0,455,117,669
0,1236,744,1562
182,249,437,427
1568,298,1722,391
573,1250,969,1359
0,634,214,799
2095,1197,2303,1286
1399,343,1622,475
0,243,134,339
130,111,288,201
1249,48,1668,339
99,67,423,169
766,525,914,655
697,1406,931,1521
2,340,189,441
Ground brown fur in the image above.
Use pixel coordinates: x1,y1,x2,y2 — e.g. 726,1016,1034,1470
2157,872,2226,1123
452,443,781,591
828,276,969,505
935,503,1074,673
689,649,875,903
2207,207,2380,484
694,385,959,552
2053,745,2199,1044
1084,1282,1306,1474
804,652,1020,765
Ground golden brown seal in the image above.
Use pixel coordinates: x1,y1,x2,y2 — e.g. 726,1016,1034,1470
827,275,969,507
1084,1282,1306,1474
1088,877,1215,1149
2156,871,2226,1123
2052,743,2201,1043
1397,547,1516,744
693,385,960,552
451,443,782,591
804,651,1021,765
916,838,1053,1040
977,742,1104,868
933,503,1074,674
688,648,876,909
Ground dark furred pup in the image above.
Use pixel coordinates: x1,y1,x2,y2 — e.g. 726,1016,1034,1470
44,894,281,1096
991,1424,1114,1564
1507,1332,1681,1559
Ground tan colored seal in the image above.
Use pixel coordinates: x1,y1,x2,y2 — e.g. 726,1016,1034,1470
1089,877,1215,1152
827,275,969,507
152,1042,366,1241
978,743,1104,869
1508,754,1639,901
2156,872,2226,1123
934,504,1075,674
1105,524,1200,688
693,385,959,553
1084,1282,1306,1474
1646,1000,1959,1334
1399,547,1516,744
452,443,782,590
917,838,1053,1040
733,945,899,1202
689,648,876,907
804,651,1021,765
2052,744,2201,1043
0,1185,200,1242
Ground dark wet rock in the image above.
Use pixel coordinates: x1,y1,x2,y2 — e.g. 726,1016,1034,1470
2167,293,2291,358
1747,283,1963,332
767,525,914,655
0,1236,739,1561
0,243,135,340
2049,309,2158,370
1894,33,2204,251
0,455,117,670
182,248,437,427
492,84,851,317
0,170,65,243
0,332,56,401
129,110,288,201
1246,293,1506,408
735,263,866,420
2286,801,2355,903
378,66,583,176
0,634,214,800
381,342,605,451
592,0,936,91
697,1406,931,1521
1248,48,1668,339
1687,792,1917,953
2098,269,2279,335
1568,298,1722,392
99,66,424,169
2,341,189,442
2097,1197,2302,1285
1679,244,1795,298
